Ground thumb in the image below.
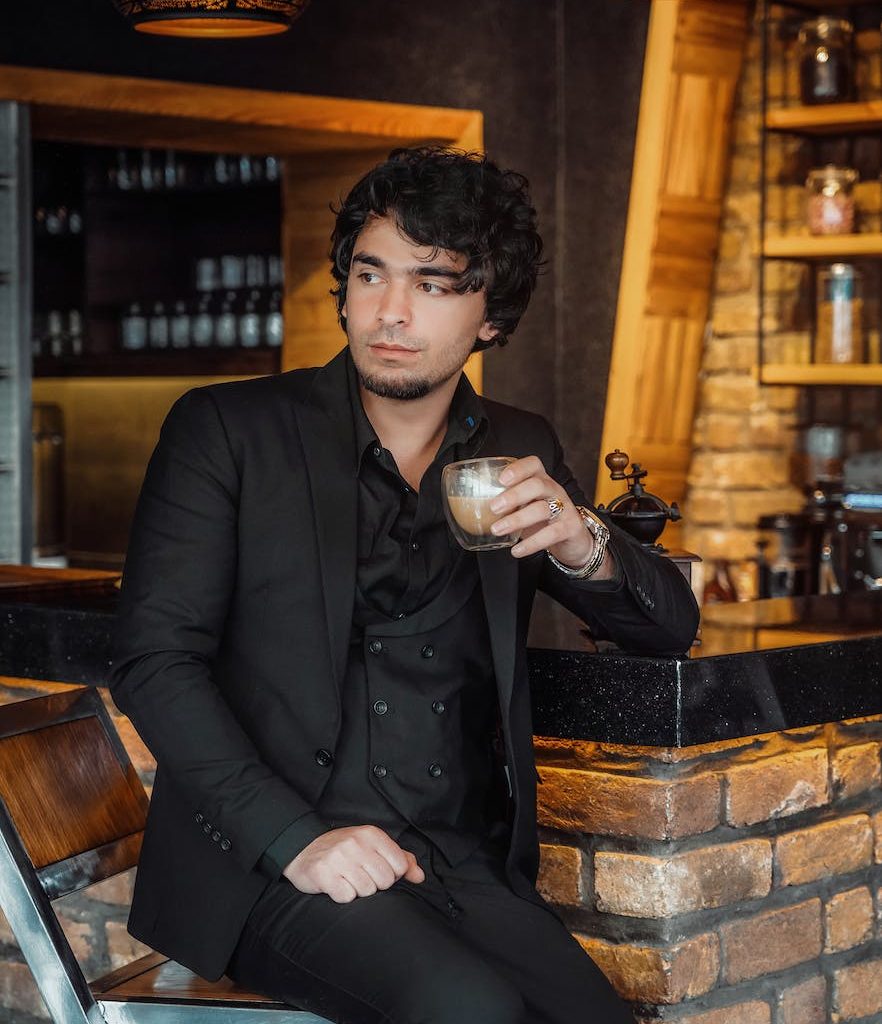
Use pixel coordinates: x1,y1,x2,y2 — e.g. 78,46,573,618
403,851,425,883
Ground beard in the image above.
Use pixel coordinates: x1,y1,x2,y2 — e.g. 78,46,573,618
350,328,464,402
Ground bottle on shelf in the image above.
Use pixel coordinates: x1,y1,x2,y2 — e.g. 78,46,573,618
148,301,170,349
46,310,65,359
120,302,148,351
214,291,238,348
798,17,855,106
238,290,263,348
190,294,214,348
265,289,284,348
170,300,191,349
67,310,83,357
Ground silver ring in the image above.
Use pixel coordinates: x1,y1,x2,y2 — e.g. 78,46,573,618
546,497,565,521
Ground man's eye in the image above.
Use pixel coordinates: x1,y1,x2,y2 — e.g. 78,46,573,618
418,282,448,295
358,272,381,284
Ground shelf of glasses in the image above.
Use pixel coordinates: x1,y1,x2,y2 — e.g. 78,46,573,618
763,233,882,259
759,364,882,385
766,101,882,135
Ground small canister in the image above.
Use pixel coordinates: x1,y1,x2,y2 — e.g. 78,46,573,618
806,165,858,235
798,17,855,105
815,263,864,363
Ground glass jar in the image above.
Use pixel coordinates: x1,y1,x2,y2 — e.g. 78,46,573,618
806,165,857,235
816,263,864,363
798,17,855,105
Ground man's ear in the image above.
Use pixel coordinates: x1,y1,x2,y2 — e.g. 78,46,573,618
477,321,498,343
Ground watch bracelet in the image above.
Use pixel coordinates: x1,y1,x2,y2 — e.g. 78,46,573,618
547,505,610,579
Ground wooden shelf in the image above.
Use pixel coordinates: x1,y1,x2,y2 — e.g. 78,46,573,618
766,101,882,135
33,349,280,378
763,233,882,259
759,364,882,385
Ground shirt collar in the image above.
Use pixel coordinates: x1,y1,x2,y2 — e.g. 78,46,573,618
344,348,488,472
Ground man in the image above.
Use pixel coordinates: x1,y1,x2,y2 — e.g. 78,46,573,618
110,147,699,1024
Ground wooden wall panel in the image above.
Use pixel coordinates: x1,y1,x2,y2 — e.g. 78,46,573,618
595,0,749,508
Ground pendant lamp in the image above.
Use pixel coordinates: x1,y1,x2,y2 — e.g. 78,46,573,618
112,0,310,38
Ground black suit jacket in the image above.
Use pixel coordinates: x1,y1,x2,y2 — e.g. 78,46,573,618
109,348,699,980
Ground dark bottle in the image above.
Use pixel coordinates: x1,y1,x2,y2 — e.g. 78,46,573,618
238,290,262,348
264,289,284,348
191,295,214,348
148,301,170,349
703,559,738,603
798,18,854,106
170,300,191,349
214,291,238,348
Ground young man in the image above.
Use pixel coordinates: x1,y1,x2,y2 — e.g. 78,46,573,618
110,147,699,1024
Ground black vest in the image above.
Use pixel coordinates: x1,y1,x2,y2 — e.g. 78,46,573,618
316,552,505,867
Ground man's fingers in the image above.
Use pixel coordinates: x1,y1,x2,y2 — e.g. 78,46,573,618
403,851,425,883
327,876,358,903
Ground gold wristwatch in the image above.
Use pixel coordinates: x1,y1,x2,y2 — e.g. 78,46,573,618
546,505,610,579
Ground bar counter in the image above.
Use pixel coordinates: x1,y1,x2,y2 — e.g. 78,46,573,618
1,572,881,1022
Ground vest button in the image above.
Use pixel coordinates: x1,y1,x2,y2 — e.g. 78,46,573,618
431,700,446,714
428,763,443,778
368,639,383,654
195,812,204,823
373,699,389,715
372,763,388,778
220,838,232,852
202,822,212,834
420,644,434,659
315,748,333,767
211,831,221,843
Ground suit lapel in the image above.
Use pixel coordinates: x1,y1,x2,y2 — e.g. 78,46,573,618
474,419,519,717
294,350,358,695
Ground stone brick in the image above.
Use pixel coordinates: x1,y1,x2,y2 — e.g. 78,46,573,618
824,886,874,953
536,844,584,907
775,815,873,887
686,489,729,525
730,488,803,526
832,742,882,800
701,374,761,414
0,961,48,1019
721,899,822,984
762,385,800,412
593,839,771,918
688,451,792,491
746,411,797,449
712,294,760,336
577,932,719,1004
724,748,828,826
105,920,152,971
873,808,882,863
656,1003,771,1024
85,869,135,907
703,414,748,450
536,766,720,841
834,959,882,1019
777,975,826,1024
57,913,94,963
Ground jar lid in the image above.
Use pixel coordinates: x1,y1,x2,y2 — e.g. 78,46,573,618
827,262,860,278
799,17,853,41
806,164,859,187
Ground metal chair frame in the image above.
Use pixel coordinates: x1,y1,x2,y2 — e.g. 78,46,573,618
0,686,330,1023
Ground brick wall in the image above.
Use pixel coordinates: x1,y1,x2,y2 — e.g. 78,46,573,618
684,7,882,601
535,720,882,1023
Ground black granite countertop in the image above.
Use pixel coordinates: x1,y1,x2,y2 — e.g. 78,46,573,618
1,583,881,747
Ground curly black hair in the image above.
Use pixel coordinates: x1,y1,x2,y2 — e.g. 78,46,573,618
329,146,544,351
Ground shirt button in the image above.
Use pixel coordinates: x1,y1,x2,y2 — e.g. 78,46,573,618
211,831,221,843
202,822,212,834
411,541,420,552
373,699,389,715
315,748,333,767
428,763,443,778
373,446,382,457
372,763,388,778
396,612,406,620
195,812,204,823
368,639,383,654
421,644,434,659
432,700,446,714
220,838,231,852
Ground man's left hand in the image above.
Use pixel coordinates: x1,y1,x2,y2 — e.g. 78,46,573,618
488,456,614,579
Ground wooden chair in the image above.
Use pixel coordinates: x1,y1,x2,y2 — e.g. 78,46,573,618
0,686,332,1023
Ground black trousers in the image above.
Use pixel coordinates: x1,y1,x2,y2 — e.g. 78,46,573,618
225,825,633,1024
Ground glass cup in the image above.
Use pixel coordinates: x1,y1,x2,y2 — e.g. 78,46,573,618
441,457,521,551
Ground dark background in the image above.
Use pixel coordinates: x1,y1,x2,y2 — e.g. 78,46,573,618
2,0,648,500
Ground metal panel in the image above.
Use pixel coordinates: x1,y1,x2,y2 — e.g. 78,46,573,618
0,101,32,562
98,1002,330,1024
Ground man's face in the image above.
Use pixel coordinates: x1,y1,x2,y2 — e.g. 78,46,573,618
342,214,497,401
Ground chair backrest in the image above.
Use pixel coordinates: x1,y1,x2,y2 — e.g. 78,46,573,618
0,686,148,1023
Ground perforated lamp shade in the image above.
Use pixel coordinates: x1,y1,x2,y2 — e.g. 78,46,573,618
112,0,310,37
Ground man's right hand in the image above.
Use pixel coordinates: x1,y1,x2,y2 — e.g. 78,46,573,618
282,825,426,902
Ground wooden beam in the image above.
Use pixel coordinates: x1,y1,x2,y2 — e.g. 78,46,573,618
595,0,750,508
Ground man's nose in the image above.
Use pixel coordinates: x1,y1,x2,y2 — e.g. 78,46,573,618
376,281,411,326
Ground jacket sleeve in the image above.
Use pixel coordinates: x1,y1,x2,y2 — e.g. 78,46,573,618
109,387,330,878
536,418,700,655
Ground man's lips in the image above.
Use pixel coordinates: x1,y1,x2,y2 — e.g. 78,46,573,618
370,343,419,355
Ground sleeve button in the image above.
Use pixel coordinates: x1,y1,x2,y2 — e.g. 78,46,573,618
220,838,231,852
